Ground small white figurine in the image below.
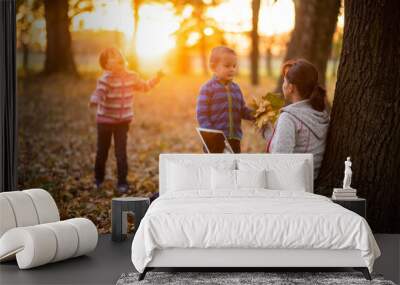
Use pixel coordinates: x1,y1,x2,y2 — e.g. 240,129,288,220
343,157,353,189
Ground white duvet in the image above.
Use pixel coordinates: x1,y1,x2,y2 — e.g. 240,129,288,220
131,190,380,273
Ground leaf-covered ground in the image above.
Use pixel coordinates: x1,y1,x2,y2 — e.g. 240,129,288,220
17,73,276,233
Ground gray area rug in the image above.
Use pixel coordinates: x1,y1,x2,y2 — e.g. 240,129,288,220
116,272,396,285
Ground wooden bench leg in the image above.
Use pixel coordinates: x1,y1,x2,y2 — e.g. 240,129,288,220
354,267,371,280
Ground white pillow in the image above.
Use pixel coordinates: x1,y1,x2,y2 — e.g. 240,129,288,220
211,168,236,190
166,159,236,192
211,169,268,190
236,169,267,189
267,163,307,191
168,162,210,191
238,159,308,191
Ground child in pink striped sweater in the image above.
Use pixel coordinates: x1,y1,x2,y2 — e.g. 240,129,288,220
90,47,163,193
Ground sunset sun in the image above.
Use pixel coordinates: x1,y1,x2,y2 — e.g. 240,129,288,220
71,0,296,65
135,4,179,59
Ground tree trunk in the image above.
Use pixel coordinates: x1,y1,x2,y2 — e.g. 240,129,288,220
275,0,340,91
22,42,29,73
265,47,272,77
129,0,140,70
197,6,208,76
250,0,260,85
43,0,77,75
174,33,191,74
315,0,400,233
265,39,273,78
199,29,208,76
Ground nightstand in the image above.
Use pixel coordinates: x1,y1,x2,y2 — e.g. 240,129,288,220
331,197,366,218
111,197,150,242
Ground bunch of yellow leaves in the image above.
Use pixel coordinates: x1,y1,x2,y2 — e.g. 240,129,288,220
250,92,285,129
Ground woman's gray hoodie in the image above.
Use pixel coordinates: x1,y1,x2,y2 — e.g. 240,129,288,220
264,99,330,178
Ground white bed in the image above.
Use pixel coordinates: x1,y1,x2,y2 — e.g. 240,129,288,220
131,154,380,280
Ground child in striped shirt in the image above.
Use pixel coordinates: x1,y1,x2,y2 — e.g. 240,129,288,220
90,47,163,193
196,46,254,153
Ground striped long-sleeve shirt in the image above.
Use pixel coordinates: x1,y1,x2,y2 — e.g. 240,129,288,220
90,71,159,124
196,76,254,140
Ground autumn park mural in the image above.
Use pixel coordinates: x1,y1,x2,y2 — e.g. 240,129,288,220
16,0,400,234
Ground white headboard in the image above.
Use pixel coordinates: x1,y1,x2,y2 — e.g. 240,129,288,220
159,153,314,195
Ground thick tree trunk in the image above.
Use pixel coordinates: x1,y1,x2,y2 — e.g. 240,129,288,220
43,0,77,75
250,0,260,85
315,0,400,233
275,0,340,91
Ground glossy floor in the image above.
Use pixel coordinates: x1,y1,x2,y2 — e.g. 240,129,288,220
0,234,399,285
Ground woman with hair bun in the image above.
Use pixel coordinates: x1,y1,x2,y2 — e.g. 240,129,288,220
264,59,330,178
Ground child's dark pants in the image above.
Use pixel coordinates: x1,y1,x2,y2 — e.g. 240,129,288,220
95,122,129,185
